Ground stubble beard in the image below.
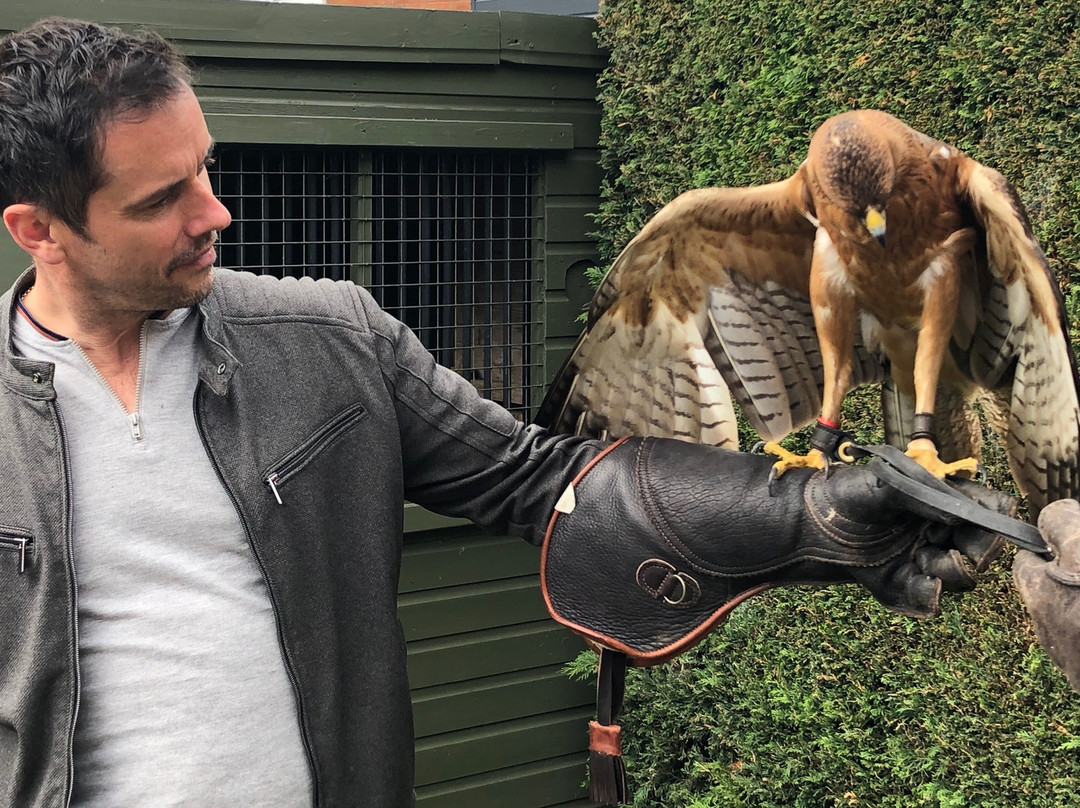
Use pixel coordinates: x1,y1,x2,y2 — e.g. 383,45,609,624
160,233,218,308
164,266,215,309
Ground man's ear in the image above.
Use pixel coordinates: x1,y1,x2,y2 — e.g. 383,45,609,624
3,204,67,265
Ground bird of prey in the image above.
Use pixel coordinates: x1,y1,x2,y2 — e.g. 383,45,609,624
535,109,1080,514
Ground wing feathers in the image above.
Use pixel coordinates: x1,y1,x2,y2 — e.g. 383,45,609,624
881,377,913,448
958,158,1080,509
958,277,1021,387
544,301,740,444
1006,319,1080,508
536,179,818,445
706,279,821,439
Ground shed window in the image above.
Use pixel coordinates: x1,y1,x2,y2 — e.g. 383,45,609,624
209,146,541,420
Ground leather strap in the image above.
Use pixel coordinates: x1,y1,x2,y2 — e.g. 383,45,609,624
810,419,853,460
590,649,629,804
596,648,626,726
849,443,1052,559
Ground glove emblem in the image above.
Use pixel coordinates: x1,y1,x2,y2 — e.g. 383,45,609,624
635,559,701,606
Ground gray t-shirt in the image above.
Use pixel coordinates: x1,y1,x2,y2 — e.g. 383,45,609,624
13,307,312,807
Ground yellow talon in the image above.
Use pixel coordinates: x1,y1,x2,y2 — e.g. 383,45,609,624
905,441,979,480
762,441,827,479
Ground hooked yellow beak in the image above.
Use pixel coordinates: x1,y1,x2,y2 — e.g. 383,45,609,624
865,207,887,247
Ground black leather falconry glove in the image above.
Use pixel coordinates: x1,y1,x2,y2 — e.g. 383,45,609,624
543,437,1009,658
541,436,1014,806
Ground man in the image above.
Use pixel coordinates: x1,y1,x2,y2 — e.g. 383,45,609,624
0,17,1026,808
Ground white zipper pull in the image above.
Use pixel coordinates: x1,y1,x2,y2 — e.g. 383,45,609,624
17,538,27,573
266,473,284,505
129,412,143,441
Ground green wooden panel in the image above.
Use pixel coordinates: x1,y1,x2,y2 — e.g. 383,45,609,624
175,9,498,55
204,113,573,150
544,289,574,318
411,664,592,738
563,257,597,312
0,0,502,64
399,575,548,641
415,707,593,786
406,621,586,689
402,503,469,535
545,151,604,196
193,62,601,102
414,753,587,808
544,297,587,342
544,340,579,383
545,200,597,244
499,12,607,70
196,94,601,144
182,41,498,67
0,2,602,69
544,271,592,342
532,111,598,150
400,532,539,593
543,244,602,285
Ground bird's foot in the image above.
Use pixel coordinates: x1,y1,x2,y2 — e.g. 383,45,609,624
761,442,827,480
905,439,979,480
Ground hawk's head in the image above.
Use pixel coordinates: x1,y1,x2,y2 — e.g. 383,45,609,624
808,110,897,247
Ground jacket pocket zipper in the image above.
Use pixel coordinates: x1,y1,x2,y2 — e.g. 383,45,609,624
0,530,34,573
264,402,369,505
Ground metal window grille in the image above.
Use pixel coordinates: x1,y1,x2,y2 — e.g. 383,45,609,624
210,147,355,281
208,146,542,420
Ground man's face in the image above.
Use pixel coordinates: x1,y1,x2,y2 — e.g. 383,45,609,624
51,86,232,315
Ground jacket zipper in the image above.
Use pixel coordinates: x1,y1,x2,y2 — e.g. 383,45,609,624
264,402,368,505
71,323,148,441
192,381,320,806
0,531,33,573
53,404,81,808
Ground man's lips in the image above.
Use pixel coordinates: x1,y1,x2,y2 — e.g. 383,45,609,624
172,244,216,271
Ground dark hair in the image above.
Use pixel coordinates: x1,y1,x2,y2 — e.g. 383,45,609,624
0,18,192,238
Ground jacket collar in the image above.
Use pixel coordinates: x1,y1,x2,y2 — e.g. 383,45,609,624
1,266,241,399
0,267,57,400
196,274,241,396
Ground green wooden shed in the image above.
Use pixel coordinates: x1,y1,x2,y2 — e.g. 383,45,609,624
0,2,606,805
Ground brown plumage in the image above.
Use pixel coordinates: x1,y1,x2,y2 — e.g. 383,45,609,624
535,109,1080,514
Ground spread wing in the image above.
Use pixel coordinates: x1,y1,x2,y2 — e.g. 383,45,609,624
534,175,888,444
952,158,1080,510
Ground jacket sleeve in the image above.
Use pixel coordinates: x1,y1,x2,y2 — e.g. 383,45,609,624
356,286,604,545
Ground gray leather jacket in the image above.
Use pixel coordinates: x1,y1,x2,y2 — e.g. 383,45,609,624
0,268,600,807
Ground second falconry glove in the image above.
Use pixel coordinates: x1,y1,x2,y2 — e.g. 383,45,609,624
1013,498,1080,694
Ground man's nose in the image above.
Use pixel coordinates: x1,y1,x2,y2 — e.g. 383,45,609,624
187,174,232,237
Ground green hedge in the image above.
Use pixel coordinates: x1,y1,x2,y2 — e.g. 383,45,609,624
579,0,1080,804
567,567,1080,807
594,1,1080,289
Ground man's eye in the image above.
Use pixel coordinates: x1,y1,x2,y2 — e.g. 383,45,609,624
148,191,176,210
